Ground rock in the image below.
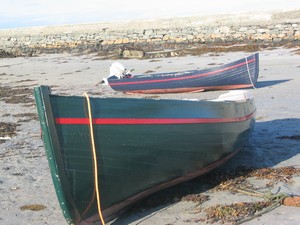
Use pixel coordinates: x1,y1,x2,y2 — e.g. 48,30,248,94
283,196,300,207
0,49,15,58
219,26,231,33
122,49,145,59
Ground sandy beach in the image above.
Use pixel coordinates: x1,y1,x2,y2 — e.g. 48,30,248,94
0,47,300,225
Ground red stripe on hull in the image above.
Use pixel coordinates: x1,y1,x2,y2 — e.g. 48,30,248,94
125,84,253,94
55,112,255,125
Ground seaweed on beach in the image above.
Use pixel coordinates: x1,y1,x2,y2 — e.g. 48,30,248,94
181,193,210,204
249,167,300,183
0,122,18,143
20,204,46,211
0,85,34,105
127,166,299,222
181,44,265,56
13,113,38,122
144,70,156,73
94,43,270,60
205,201,272,224
204,166,300,192
0,122,17,134
15,79,36,83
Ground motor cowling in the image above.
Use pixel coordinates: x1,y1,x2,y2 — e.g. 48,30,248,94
109,62,127,78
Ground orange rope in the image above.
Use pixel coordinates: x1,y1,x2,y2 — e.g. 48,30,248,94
83,93,106,225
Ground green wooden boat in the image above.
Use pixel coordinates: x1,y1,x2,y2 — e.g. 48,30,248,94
34,85,255,225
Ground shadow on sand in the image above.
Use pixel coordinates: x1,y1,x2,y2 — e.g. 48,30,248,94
255,79,290,88
227,118,300,168
111,118,300,224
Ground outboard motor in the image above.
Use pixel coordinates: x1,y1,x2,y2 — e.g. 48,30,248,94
109,62,127,79
100,62,133,85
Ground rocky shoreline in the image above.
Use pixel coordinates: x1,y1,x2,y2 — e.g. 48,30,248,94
1,10,300,58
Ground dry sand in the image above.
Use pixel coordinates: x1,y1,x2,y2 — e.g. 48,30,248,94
0,47,300,225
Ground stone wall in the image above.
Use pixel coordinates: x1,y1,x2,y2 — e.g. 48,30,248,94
1,10,300,58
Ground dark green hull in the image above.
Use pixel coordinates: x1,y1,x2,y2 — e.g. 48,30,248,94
34,86,255,224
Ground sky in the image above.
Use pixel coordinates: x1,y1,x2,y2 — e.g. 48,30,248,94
1,0,300,29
